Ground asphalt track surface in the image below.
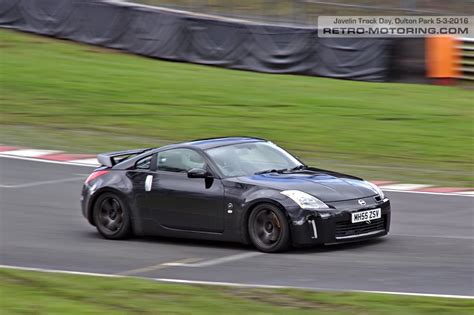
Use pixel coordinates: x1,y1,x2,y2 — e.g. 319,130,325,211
1,157,473,296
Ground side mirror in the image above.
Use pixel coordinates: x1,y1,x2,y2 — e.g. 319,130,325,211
187,168,211,179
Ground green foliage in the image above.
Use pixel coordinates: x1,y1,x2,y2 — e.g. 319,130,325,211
0,29,472,185
1,269,473,315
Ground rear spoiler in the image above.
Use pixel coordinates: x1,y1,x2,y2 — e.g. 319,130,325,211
97,148,152,167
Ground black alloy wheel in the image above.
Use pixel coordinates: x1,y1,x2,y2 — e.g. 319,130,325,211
93,192,132,239
248,203,290,253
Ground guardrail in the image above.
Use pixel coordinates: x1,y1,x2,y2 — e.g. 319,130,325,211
458,38,474,81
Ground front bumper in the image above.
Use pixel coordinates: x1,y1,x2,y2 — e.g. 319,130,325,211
290,198,391,247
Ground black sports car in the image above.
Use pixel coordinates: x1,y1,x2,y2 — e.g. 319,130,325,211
81,137,390,252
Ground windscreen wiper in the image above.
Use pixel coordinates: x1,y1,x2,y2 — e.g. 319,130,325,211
255,165,307,175
288,164,307,171
254,168,289,175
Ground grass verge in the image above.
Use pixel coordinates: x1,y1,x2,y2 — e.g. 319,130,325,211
0,29,472,185
1,268,473,315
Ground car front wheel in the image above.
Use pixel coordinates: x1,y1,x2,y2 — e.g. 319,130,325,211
248,203,291,253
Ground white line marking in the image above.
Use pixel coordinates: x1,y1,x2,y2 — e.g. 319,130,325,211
452,191,474,195
382,189,474,197
0,154,96,168
154,279,474,299
67,158,100,166
154,278,285,288
392,233,474,240
0,176,86,188
0,265,472,299
2,149,61,157
162,252,263,267
118,258,201,275
0,154,472,197
0,265,122,278
351,289,474,300
379,183,432,190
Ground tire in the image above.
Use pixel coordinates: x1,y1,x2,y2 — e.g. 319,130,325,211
93,192,132,240
248,203,291,253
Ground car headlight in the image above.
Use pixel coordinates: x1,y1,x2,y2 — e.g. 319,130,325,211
280,190,329,210
366,182,385,199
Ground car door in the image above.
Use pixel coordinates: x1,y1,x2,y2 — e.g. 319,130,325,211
127,154,155,224
145,148,225,233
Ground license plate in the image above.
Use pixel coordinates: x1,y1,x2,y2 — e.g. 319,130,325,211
352,208,381,223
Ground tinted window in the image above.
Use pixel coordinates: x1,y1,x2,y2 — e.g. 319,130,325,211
157,149,206,173
206,142,302,177
135,155,152,169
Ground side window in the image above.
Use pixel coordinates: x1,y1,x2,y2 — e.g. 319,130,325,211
135,155,152,170
157,149,206,173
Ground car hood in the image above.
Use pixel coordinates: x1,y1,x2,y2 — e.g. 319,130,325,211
234,169,377,202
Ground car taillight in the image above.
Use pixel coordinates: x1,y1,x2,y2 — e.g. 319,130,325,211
85,170,110,184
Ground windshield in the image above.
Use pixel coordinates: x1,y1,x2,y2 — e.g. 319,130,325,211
206,141,303,177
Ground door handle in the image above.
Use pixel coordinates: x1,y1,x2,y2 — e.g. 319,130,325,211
145,174,153,192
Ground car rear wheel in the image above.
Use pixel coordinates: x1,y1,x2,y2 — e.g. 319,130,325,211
93,192,132,240
248,203,291,253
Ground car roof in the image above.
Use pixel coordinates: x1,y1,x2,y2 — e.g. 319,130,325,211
182,136,266,150
113,137,268,171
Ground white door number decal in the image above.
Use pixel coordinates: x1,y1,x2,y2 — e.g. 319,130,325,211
145,175,153,192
